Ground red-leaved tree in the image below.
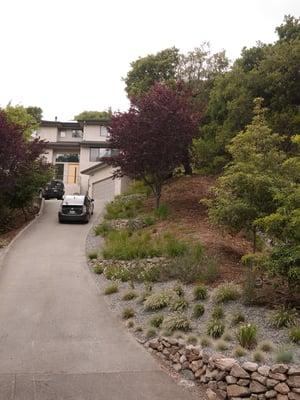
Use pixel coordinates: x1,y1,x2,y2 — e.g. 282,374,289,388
106,83,200,207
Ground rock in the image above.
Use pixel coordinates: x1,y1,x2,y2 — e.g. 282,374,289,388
178,379,195,388
252,372,267,385
268,372,286,382
182,369,195,380
148,339,159,349
289,393,300,400
275,383,290,395
266,379,279,388
206,388,218,400
218,389,227,399
231,364,250,379
195,366,206,378
250,395,258,400
226,375,238,384
206,368,219,379
293,389,300,394
250,381,267,394
258,395,266,400
217,381,227,391
288,376,300,388
243,362,258,372
258,366,271,377
208,381,218,390
173,363,182,372
227,385,250,397
216,371,227,381
238,379,250,386
271,364,288,374
289,368,300,377
265,390,277,398
190,360,203,372
215,357,237,371
179,354,187,363
277,395,289,400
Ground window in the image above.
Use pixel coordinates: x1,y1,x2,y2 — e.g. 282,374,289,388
72,130,83,138
100,126,108,137
55,164,64,181
55,153,79,162
90,148,112,162
60,131,66,138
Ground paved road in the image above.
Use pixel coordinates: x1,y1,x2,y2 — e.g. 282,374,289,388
0,200,199,400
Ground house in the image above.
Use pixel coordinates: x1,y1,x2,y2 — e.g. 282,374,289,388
36,119,129,201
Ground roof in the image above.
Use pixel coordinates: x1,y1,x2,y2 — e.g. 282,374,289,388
80,162,108,175
41,120,82,129
82,119,110,126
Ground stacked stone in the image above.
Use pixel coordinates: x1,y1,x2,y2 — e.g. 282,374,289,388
91,257,170,270
109,217,146,231
146,337,300,400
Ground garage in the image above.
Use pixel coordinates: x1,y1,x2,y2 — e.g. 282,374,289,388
92,177,115,202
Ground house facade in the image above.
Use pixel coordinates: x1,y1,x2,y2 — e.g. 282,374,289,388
37,119,128,200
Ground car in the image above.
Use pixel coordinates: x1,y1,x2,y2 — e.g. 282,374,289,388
58,195,94,223
41,180,65,200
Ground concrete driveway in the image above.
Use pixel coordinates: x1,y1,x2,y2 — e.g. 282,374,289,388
0,200,199,399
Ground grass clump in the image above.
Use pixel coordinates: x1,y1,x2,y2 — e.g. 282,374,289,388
146,328,157,339
173,283,184,297
93,265,104,274
122,290,137,301
154,204,169,219
162,314,191,332
104,195,143,220
236,324,257,349
135,326,143,333
125,180,151,196
104,283,118,295
222,332,233,342
143,215,155,227
200,336,212,347
253,351,265,363
259,341,274,352
231,310,246,326
186,335,198,345
104,265,131,281
94,222,113,237
88,250,98,260
270,306,298,328
275,347,294,363
170,297,189,312
234,346,247,357
164,236,187,257
126,320,134,328
212,305,224,320
214,283,240,303
149,314,164,328
207,320,225,338
122,307,135,319
144,291,172,311
215,340,229,352
193,285,208,300
289,326,300,344
192,304,205,319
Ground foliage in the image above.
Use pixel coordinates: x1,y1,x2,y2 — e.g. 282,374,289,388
173,283,184,297
104,195,143,220
253,351,265,363
74,110,111,121
288,326,300,344
146,328,157,339
186,335,198,345
231,310,246,326
125,180,152,196
122,291,137,301
144,291,172,311
164,236,187,257
222,332,233,342
200,336,212,347
105,83,200,208
94,222,114,237
126,320,134,328
26,106,43,123
169,297,188,312
122,307,135,319
88,251,98,260
236,324,257,349
213,283,240,303
234,346,247,357
259,341,274,352
215,340,228,352
154,204,170,219
211,305,224,320
192,304,205,319
4,104,40,139
143,215,156,227
206,320,225,338
93,265,103,274
149,314,164,328
193,285,208,300
270,307,298,328
162,314,191,332
104,283,118,295
275,348,294,363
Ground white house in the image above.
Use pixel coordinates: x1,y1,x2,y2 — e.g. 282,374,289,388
37,119,129,201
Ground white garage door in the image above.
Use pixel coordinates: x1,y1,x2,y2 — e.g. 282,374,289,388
92,177,115,202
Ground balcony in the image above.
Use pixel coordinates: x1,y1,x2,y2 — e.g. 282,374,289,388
57,130,83,142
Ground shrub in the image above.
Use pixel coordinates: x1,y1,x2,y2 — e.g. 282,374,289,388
88,251,98,260
105,195,143,220
259,341,274,352
215,340,228,351
289,326,300,344
193,285,208,300
186,335,198,345
135,325,143,332
93,265,104,274
170,297,189,312
122,307,135,319
253,351,265,363
126,181,151,196
222,332,233,342
275,348,294,363
122,291,137,301
146,328,157,339
143,215,155,226
94,222,113,237
236,324,257,349
104,265,132,282
200,336,211,347
214,283,240,303
165,237,187,257
162,314,191,332
212,305,224,320
207,320,225,338
149,314,164,328
231,310,246,326
235,346,247,357
192,304,205,319
154,204,169,219
126,320,134,328
173,283,184,297
104,283,118,295
144,291,172,311
270,306,298,328
174,331,185,339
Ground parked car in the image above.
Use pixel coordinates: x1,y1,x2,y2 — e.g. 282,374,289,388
58,195,94,223
40,180,65,200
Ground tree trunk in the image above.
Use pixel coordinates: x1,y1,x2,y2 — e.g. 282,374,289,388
182,152,192,175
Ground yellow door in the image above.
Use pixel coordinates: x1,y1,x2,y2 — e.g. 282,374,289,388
67,164,79,184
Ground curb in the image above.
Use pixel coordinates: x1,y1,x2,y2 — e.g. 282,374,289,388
0,198,45,269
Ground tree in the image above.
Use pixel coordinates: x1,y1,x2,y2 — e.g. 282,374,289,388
105,83,200,208
207,99,287,251
4,104,40,140
26,106,43,123
74,109,112,121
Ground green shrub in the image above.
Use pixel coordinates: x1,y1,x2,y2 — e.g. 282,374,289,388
253,351,265,363
170,297,188,312
212,305,224,320
207,320,225,338
88,250,98,260
222,332,233,342
93,265,104,274
235,346,247,357
164,236,187,257
122,307,135,319
192,304,205,319
126,180,151,196
214,283,240,303
275,348,294,363
149,314,164,328
146,328,157,339
259,341,274,352
122,290,137,301
105,196,143,220
94,222,113,237
143,215,155,226
104,265,132,281
236,324,257,349
270,306,298,328
193,285,208,300
154,204,169,219
289,326,300,344
126,320,134,328
173,283,184,297
215,340,228,351
200,336,211,347
135,326,143,333
186,335,198,345
144,291,172,311
162,314,191,332
231,310,246,326
104,283,118,295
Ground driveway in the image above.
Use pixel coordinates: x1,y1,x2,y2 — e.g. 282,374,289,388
0,200,199,399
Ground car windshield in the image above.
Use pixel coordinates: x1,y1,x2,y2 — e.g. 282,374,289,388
63,195,85,205
50,181,64,188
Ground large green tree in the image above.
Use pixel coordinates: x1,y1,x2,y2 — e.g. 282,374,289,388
4,104,41,140
74,109,112,121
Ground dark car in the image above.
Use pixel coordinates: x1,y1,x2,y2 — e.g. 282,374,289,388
41,180,65,200
58,195,94,223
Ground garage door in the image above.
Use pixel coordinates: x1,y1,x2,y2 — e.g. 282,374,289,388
92,177,115,203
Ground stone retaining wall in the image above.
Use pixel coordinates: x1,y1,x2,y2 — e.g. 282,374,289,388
146,337,300,400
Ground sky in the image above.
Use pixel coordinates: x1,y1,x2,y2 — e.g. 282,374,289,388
0,0,299,121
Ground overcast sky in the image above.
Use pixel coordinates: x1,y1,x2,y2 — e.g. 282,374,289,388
0,0,299,121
